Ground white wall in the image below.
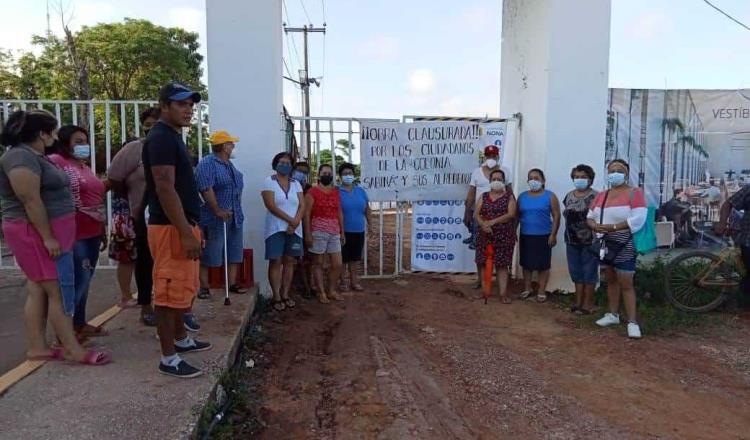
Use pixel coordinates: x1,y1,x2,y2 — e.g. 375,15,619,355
206,0,284,295
500,0,612,290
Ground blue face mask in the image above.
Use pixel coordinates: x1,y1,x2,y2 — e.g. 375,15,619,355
293,170,308,185
573,178,589,190
528,180,543,191
73,144,91,159
342,175,355,186
607,172,626,187
276,163,292,176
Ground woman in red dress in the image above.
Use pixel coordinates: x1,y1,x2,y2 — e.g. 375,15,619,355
474,169,517,303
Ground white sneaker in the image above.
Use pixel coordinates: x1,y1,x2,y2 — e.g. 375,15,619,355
520,290,532,299
627,322,642,339
596,312,620,327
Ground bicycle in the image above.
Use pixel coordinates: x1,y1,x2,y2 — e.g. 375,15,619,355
664,235,745,312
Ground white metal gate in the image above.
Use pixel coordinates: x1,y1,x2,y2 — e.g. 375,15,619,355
288,116,406,279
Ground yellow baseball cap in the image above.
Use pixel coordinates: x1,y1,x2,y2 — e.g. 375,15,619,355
209,130,239,145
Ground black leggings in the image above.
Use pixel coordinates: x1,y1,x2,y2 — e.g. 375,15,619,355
134,212,154,306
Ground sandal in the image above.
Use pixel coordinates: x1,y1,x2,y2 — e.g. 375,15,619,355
536,293,548,303
118,298,138,309
351,284,365,292
570,304,581,313
520,290,533,300
76,324,108,338
27,347,66,362
317,293,330,304
141,312,157,327
272,300,286,312
501,296,512,304
328,291,344,301
76,350,112,366
197,287,211,299
284,298,296,308
229,284,247,294
339,283,350,292
575,308,592,315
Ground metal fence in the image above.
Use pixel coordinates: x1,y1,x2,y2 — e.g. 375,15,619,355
0,99,207,270
0,104,407,279
288,116,407,278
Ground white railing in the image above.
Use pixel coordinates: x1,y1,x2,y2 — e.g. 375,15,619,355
0,99,211,269
288,116,405,278
1,105,407,278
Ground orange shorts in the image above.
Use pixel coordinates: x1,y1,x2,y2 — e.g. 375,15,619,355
147,225,201,310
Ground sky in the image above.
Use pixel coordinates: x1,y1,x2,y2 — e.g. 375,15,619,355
3,0,750,119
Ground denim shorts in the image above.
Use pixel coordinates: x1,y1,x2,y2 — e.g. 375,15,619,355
265,231,304,260
201,222,244,267
601,257,637,273
566,244,599,285
310,231,342,255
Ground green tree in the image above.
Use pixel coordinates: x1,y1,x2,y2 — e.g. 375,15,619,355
0,18,204,100
74,19,204,100
335,138,356,159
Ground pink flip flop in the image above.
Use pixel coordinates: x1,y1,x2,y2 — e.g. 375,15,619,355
78,350,112,366
28,347,66,362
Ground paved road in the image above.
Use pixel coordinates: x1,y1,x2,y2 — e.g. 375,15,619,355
0,268,125,375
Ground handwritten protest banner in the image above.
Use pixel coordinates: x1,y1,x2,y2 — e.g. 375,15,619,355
360,120,507,201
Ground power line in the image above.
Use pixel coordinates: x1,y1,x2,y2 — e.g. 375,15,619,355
702,0,750,31
320,32,326,114
299,0,312,23
282,57,300,89
282,0,302,70
321,0,327,23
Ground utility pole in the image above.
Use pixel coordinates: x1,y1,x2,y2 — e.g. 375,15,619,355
46,0,51,36
284,24,326,161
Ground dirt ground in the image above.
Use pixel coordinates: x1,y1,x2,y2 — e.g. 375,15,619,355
227,274,750,440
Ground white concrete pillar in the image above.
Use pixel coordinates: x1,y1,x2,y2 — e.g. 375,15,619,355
500,0,612,290
206,0,284,295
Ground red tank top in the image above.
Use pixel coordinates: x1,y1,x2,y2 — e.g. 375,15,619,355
309,186,341,234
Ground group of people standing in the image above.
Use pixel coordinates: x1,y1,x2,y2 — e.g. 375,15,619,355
466,146,647,339
0,80,373,377
0,83,253,377
261,154,370,310
0,83,651,383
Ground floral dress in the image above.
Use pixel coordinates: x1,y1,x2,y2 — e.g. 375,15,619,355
107,196,137,263
476,191,516,268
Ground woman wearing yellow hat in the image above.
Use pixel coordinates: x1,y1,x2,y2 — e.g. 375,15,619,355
195,130,246,299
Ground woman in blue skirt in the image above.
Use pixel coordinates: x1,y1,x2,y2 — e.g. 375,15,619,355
517,168,560,302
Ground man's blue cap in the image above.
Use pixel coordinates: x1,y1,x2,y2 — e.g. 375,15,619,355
159,82,201,103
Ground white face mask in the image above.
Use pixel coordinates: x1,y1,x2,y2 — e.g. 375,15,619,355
490,181,505,192
484,159,498,169
73,144,91,159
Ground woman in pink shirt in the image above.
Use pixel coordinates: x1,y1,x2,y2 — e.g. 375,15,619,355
48,125,109,339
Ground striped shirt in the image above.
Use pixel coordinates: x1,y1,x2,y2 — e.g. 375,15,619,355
587,188,647,263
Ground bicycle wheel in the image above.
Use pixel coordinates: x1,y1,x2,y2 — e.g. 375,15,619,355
664,251,732,312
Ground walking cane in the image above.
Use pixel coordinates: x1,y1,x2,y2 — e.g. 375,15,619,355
223,220,231,306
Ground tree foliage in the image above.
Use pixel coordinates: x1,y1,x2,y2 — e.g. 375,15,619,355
0,18,205,100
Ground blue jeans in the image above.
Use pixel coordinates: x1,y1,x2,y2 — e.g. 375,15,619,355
54,251,76,317
201,222,244,267
73,236,101,328
566,244,599,285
